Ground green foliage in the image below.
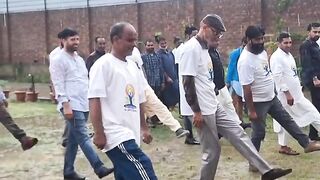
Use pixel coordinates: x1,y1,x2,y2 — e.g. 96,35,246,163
275,16,285,33
276,0,296,13
290,32,307,41
265,41,278,53
275,0,296,32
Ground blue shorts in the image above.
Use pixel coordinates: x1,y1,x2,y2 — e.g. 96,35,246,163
106,139,157,180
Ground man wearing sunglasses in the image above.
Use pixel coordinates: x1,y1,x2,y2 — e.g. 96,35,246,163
300,22,320,141
179,14,292,180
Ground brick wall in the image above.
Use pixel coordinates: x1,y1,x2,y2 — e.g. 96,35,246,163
0,0,319,65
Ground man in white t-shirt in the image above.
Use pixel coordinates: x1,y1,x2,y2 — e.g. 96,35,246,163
88,22,157,180
180,14,292,180
237,26,320,162
271,32,320,155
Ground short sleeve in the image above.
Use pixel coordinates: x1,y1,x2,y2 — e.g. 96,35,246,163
138,69,147,104
179,43,198,76
88,60,108,98
238,57,255,85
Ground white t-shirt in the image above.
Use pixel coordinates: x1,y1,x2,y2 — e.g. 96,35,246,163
88,53,146,151
317,38,320,47
237,48,275,102
172,43,185,64
179,37,218,115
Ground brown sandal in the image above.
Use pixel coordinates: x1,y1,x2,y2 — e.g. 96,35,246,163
279,147,300,156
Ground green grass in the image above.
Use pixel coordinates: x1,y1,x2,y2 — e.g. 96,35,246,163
7,101,57,118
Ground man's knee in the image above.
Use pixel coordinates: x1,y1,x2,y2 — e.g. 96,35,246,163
252,129,266,141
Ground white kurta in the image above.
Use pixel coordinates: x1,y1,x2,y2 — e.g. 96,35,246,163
270,47,320,132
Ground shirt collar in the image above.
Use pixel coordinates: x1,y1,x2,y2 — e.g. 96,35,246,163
195,36,208,49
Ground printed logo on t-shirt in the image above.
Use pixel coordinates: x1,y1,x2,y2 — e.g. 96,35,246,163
208,62,214,81
262,63,272,76
292,66,298,77
124,84,137,112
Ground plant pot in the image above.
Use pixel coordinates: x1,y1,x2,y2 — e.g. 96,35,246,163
49,92,57,104
3,90,10,99
26,91,39,102
14,91,26,102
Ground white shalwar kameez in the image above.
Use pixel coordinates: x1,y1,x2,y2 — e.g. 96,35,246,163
270,47,320,146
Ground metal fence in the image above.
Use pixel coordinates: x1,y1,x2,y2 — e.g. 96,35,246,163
0,0,168,13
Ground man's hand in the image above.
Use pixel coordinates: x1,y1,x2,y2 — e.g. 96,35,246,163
142,129,153,144
0,100,8,108
93,132,106,150
249,111,258,121
193,112,203,128
284,91,294,106
166,77,173,85
313,78,320,87
63,102,73,120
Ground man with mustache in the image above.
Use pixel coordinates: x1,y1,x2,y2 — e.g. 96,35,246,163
49,28,113,180
237,26,320,171
300,22,320,141
86,36,106,72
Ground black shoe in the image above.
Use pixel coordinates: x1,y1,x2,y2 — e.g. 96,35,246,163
261,168,292,180
175,128,190,138
240,122,251,129
64,172,86,180
310,136,320,141
185,138,200,145
61,140,67,148
96,167,114,179
89,132,94,138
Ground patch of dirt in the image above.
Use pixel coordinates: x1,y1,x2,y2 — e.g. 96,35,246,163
0,116,318,180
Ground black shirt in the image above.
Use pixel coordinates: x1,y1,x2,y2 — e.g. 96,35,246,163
208,48,225,90
300,39,320,88
86,50,105,72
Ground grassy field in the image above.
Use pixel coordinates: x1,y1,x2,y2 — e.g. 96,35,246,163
0,101,319,179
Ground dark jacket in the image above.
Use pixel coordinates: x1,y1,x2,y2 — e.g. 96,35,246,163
300,39,320,88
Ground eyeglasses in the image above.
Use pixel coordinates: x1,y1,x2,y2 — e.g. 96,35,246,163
209,27,223,39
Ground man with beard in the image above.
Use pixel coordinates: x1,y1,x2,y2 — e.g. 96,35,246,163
142,39,165,97
157,36,179,108
300,22,320,141
180,14,292,180
86,36,106,72
237,26,320,171
271,32,320,155
49,28,113,180
88,22,157,180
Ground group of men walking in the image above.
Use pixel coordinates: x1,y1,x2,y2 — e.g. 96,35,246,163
2,13,320,180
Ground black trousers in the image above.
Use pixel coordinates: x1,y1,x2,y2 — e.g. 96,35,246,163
309,87,320,139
